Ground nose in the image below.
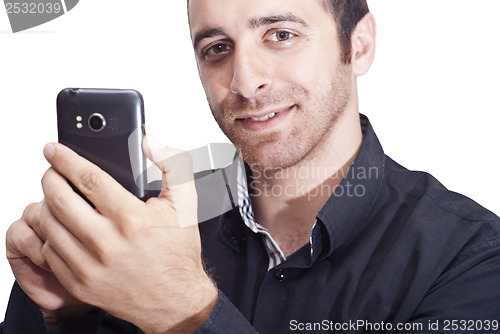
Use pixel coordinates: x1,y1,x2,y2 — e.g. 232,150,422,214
230,46,271,99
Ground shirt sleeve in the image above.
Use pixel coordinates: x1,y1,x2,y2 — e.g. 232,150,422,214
400,238,500,334
194,291,258,334
1,282,257,334
2,281,52,334
1,282,139,334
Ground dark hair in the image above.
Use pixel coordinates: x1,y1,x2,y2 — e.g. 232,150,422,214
327,0,370,63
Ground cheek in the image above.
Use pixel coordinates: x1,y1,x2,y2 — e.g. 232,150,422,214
275,44,340,94
310,54,338,85
200,68,231,109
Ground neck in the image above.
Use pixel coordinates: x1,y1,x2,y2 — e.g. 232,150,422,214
249,108,362,256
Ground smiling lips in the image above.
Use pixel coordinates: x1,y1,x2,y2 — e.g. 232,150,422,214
234,105,296,132
236,105,295,122
250,112,277,122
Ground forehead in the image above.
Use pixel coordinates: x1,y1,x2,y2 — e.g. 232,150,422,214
188,0,331,32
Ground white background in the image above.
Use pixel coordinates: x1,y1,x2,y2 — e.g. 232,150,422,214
0,0,499,319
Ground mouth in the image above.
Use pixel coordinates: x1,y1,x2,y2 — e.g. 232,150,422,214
236,105,296,122
234,105,296,132
248,112,278,122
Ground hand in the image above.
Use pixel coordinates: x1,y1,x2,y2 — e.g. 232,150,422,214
35,137,218,333
6,201,94,329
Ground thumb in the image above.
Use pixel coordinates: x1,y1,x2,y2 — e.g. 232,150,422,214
143,135,198,227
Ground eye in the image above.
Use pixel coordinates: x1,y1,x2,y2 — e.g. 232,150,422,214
211,44,231,54
202,42,233,62
268,30,295,42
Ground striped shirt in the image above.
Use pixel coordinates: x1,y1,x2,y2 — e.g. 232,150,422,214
236,160,317,270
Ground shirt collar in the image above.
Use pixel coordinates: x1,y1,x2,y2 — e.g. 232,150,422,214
219,114,385,259
316,114,385,257
236,159,287,269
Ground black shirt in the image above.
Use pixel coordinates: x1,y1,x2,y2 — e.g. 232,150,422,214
2,115,500,333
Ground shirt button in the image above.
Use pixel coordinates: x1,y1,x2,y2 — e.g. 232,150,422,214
274,270,286,282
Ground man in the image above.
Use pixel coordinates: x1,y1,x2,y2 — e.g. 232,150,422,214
2,0,500,333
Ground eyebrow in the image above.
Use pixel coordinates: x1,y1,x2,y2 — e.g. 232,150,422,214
193,28,226,51
248,13,310,29
192,13,310,50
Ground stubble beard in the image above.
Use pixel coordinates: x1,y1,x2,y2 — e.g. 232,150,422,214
209,64,352,172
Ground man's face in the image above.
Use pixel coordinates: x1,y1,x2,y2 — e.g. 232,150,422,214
189,0,353,170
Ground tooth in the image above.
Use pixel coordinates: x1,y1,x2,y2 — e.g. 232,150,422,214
251,112,277,122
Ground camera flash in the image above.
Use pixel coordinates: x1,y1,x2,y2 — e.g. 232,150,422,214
76,116,82,122
76,123,83,129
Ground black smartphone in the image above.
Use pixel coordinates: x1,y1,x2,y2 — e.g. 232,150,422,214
56,88,148,201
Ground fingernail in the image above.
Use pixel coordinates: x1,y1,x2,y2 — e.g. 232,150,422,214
43,143,56,160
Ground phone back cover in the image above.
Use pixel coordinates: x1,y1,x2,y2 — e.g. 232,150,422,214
57,88,147,200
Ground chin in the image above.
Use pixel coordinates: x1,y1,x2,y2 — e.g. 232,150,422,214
240,142,305,171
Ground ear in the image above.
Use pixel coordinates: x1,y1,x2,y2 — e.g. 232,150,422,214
351,12,376,76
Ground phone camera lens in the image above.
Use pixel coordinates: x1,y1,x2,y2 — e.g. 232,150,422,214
88,113,106,132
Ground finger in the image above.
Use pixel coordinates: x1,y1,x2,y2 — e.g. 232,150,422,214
41,241,90,304
10,256,84,312
21,201,42,228
143,135,198,228
43,143,143,219
39,201,97,279
6,218,50,271
143,135,196,195
41,167,111,247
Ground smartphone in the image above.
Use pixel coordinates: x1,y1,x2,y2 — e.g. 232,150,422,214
56,88,148,201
